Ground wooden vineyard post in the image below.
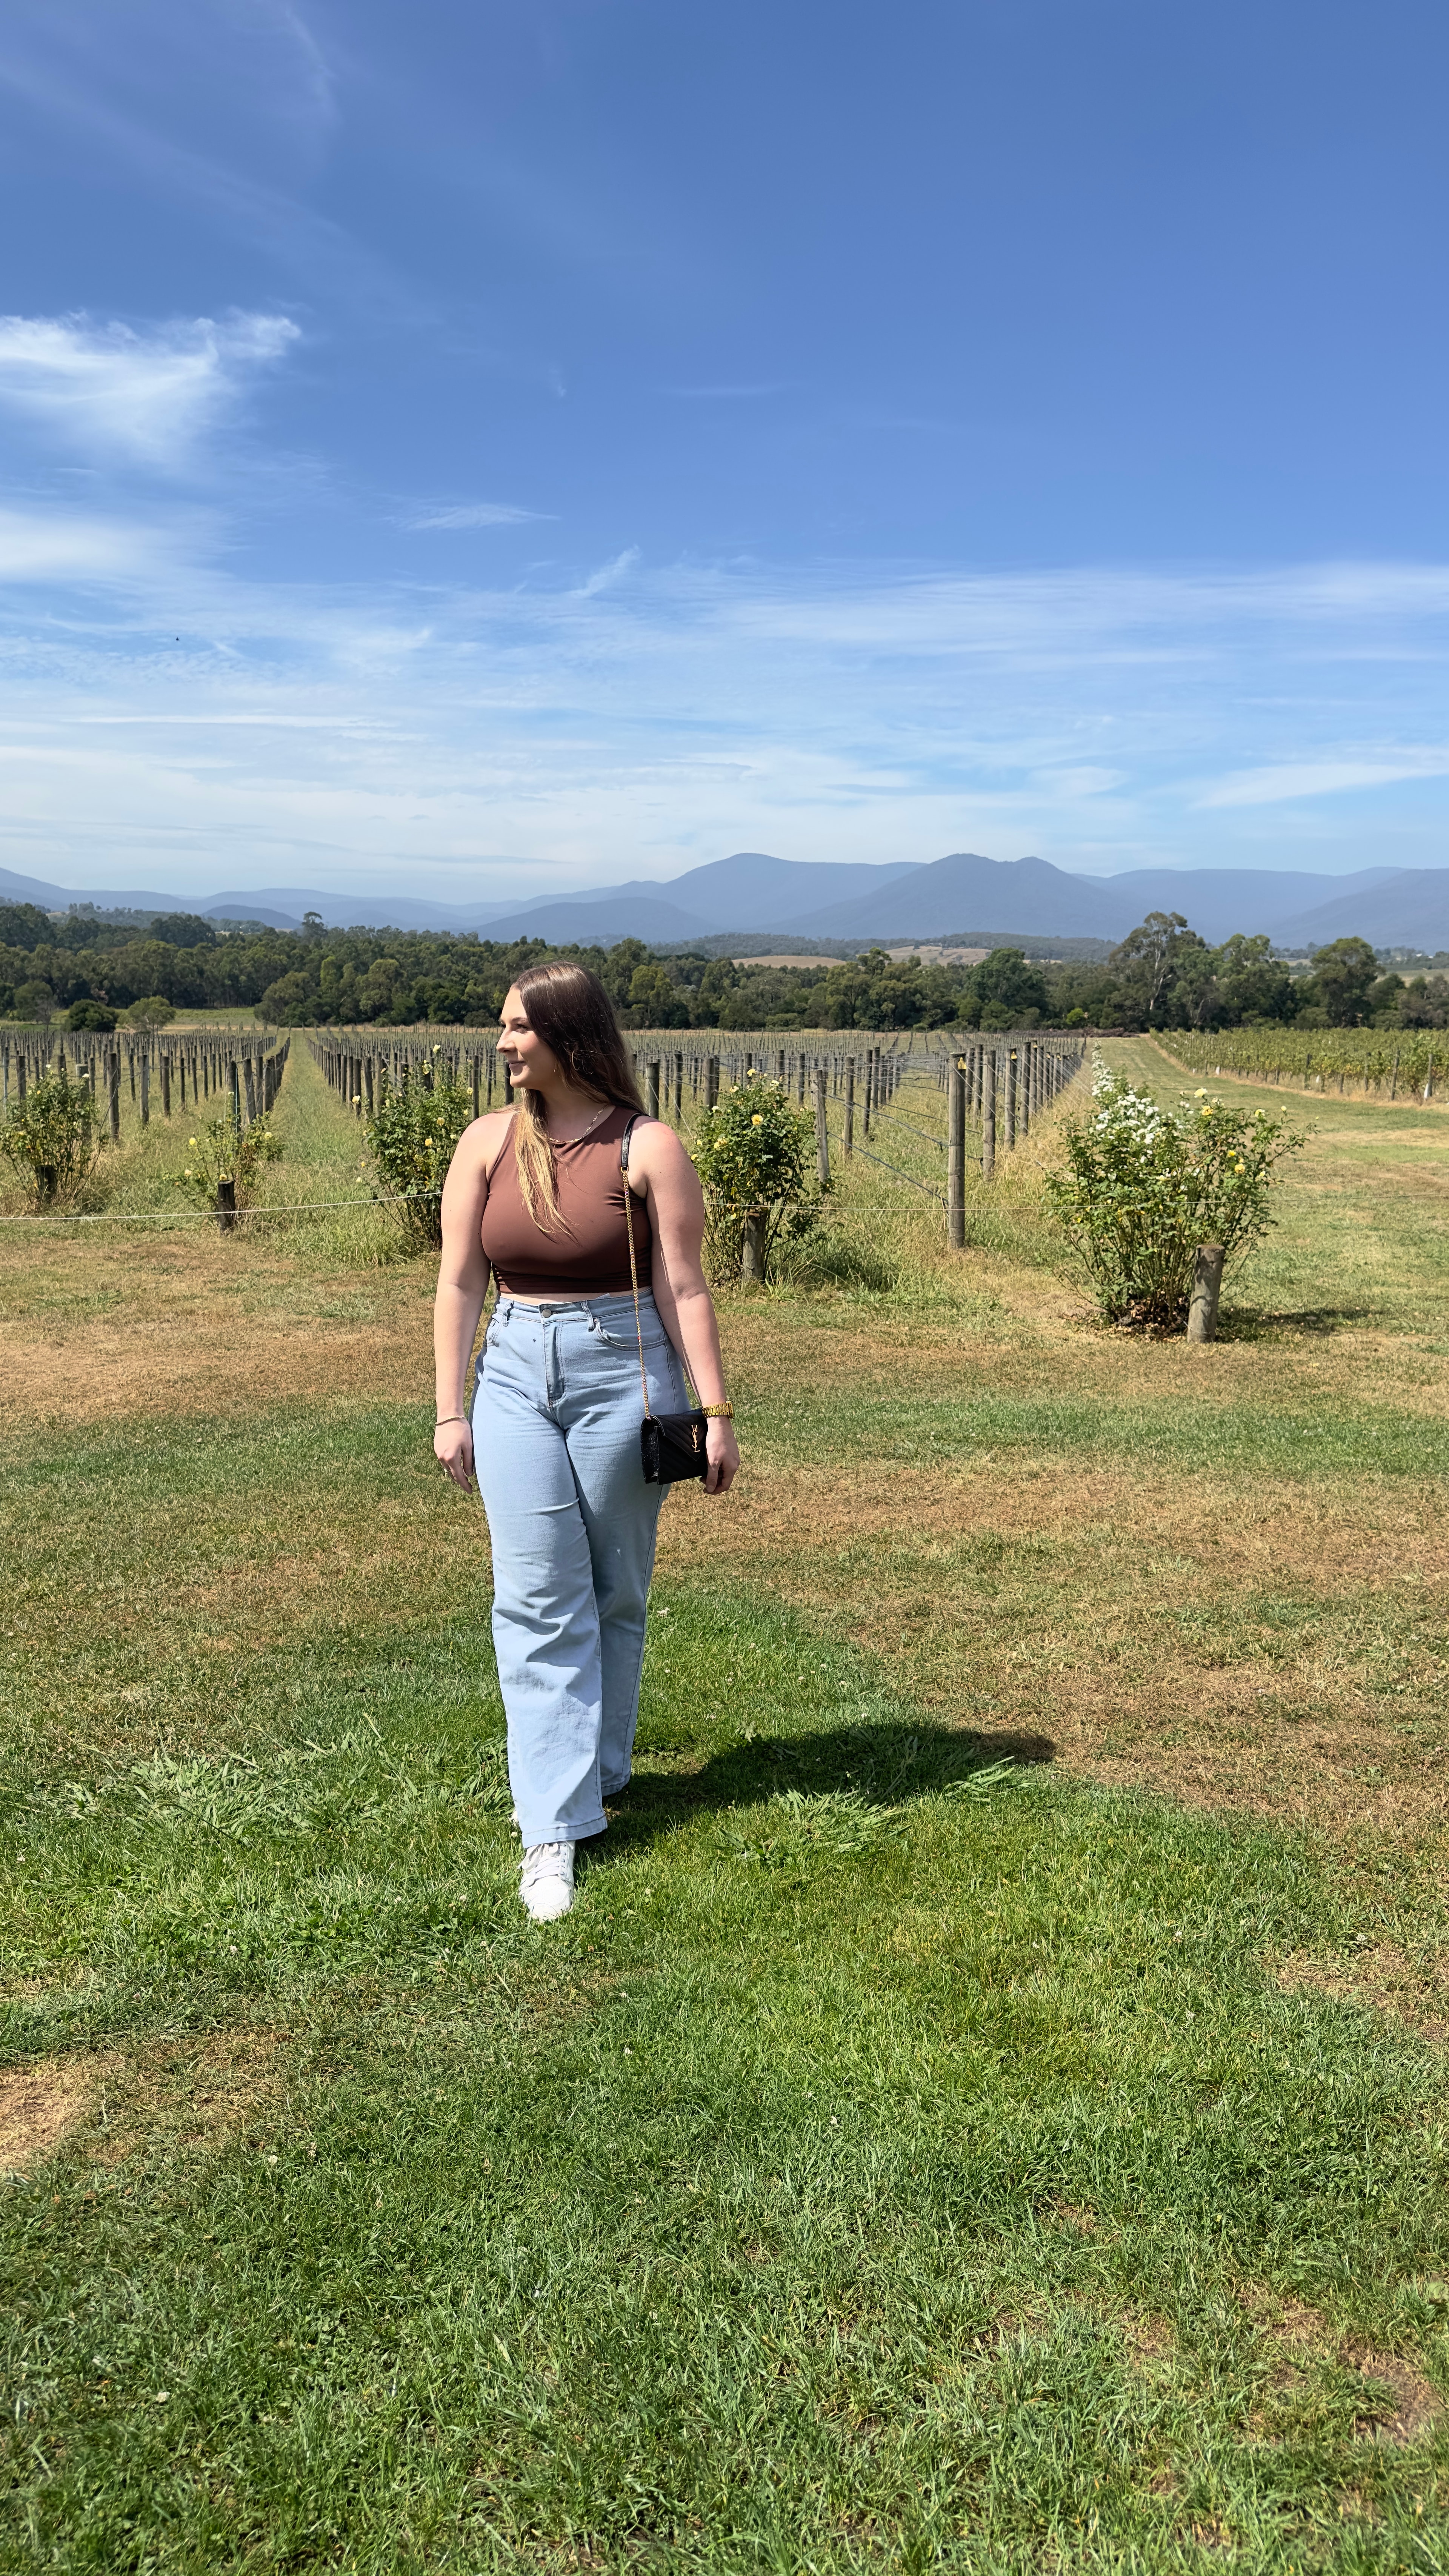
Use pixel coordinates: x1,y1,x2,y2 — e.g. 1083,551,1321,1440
844,1057,855,1157
706,1055,720,1110
160,1051,172,1118
948,1053,966,1248
814,1067,829,1188
108,1046,120,1143
229,1058,242,1127
741,1210,767,1283
1003,1049,1016,1150
140,1051,151,1128
646,1059,661,1120
1186,1244,1225,1343
215,1178,238,1236
981,1047,997,1179
674,1052,684,1120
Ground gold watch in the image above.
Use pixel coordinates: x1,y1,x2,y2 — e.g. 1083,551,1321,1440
701,1401,735,1419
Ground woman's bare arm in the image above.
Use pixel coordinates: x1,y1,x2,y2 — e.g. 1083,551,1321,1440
433,1110,512,1488
629,1122,740,1496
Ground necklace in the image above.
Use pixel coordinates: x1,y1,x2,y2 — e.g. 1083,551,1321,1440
550,1100,612,1146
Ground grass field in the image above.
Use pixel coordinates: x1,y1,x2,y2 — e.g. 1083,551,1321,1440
2,1038,1447,2573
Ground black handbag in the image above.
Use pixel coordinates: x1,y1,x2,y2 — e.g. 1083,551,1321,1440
621,1116,708,1484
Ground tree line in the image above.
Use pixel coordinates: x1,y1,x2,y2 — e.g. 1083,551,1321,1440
2,899,1446,1034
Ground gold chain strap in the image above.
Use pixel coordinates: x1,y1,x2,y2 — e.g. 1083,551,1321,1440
621,1118,652,1421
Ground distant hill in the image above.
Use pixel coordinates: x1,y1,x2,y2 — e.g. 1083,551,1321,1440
0,866,526,934
787,853,1125,940
1086,866,1399,946
1262,870,1449,952
6,849,1449,951
472,895,715,946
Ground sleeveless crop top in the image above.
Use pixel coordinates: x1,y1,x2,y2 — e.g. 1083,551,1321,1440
480,1103,652,1298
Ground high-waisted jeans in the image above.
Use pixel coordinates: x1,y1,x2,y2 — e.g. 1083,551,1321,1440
472,1289,690,1847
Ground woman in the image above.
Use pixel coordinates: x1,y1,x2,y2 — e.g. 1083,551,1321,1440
433,961,740,1922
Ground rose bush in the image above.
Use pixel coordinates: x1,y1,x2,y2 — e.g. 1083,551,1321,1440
693,1072,819,1284
1044,1058,1304,1330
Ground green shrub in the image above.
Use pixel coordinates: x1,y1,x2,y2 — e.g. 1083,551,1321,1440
66,998,117,1033
177,1112,280,1209
121,995,176,1029
1044,1060,1303,1331
0,1063,104,1207
693,1073,819,1283
365,1050,474,1247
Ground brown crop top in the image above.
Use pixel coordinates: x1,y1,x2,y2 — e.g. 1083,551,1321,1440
480,1103,652,1297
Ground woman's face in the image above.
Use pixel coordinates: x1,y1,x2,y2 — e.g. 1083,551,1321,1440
497,986,560,1094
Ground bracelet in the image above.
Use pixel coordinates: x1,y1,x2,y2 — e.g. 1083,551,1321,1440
435,1414,467,1428
701,1401,734,1420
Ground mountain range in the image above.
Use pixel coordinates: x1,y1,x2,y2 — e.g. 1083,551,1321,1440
4,850,1449,952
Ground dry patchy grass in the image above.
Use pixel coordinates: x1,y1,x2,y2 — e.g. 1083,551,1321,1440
1275,1942,1449,2045
0,1233,435,1425
0,2032,285,2176
658,1455,1449,1842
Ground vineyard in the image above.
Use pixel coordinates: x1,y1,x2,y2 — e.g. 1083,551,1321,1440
0,1020,287,1135
1158,1024,1444,1097
0,1014,1088,1273
311,1023,1088,1250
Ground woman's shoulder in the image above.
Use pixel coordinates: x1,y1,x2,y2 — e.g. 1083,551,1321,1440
623,1117,697,1183
456,1107,516,1180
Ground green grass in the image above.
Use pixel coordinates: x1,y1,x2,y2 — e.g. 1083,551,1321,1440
3,1398,1449,2570
3,1043,1449,2570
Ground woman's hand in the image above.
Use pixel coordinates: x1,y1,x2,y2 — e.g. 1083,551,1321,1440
703,1417,739,1496
435,1418,475,1490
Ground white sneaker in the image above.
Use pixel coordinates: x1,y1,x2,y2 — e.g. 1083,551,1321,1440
520,1841,575,1922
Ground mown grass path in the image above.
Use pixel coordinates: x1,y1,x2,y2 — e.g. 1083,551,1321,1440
2,1038,1447,2572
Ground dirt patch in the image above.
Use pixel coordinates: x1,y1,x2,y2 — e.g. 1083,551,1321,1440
0,2032,286,2175
0,2055,118,2171
1047,2199,1099,2236
1235,2287,1444,2445
1276,1944,1449,2045
1346,2346,1444,2445
1121,2309,1178,2368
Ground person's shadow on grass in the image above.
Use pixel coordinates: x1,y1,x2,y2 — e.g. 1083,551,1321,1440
588,1718,1055,1861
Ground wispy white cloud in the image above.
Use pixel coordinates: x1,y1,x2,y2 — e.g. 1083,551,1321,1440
405,501,552,531
574,545,641,598
1199,752,1449,807
0,23,415,321
0,311,300,470
2,536,1449,894
0,504,163,581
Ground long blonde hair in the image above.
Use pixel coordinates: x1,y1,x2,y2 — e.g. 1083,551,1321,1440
509,960,646,1232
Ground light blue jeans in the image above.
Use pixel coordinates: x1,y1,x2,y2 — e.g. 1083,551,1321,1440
472,1289,690,1847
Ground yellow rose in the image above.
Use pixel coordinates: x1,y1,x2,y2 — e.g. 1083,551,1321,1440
752,1113,764,1126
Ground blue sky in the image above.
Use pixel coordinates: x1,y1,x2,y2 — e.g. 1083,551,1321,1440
1,0,1447,901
